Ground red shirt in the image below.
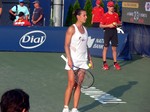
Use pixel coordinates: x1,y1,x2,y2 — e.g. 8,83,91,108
14,19,31,26
100,12,120,25
92,6,104,22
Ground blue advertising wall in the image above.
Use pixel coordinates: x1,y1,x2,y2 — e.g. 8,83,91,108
0,26,131,60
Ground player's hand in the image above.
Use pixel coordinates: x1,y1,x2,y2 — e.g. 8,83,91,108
68,59,73,69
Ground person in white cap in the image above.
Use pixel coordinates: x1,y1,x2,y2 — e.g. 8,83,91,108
32,0,44,26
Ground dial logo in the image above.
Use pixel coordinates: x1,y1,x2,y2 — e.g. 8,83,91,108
19,30,46,49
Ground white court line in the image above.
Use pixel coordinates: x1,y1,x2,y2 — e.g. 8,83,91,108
81,86,127,104
99,101,127,104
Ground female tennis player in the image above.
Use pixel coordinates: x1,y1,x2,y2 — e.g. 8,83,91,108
62,9,93,112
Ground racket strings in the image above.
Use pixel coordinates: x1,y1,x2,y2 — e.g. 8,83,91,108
73,69,94,89
74,69,85,85
81,71,94,88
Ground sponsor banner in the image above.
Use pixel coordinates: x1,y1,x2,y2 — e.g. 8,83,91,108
19,30,46,49
122,2,139,8
0,26,130,60
0,26,67,52
122,0,150,25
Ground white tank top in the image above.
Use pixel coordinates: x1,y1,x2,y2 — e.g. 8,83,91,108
70,24,88,63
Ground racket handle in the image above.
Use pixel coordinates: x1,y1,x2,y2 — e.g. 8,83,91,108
61,54,67,62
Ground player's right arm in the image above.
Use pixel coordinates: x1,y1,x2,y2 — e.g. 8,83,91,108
64,25,75,69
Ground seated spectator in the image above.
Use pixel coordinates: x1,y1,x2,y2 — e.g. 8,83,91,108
9,0,29,22
14,12,31,26
0,88,30,112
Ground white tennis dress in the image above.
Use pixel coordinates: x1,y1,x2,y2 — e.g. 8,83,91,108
65,24,89,70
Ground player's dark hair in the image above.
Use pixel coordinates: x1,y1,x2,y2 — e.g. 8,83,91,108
0,89,30,112
73,9,86,19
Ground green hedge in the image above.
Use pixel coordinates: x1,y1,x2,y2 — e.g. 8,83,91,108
65,0,121,27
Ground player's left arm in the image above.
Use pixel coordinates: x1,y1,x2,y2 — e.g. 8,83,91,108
87,46,94,69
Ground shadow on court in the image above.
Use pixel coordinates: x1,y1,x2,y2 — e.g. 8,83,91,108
109,55,143,68
107,81,138,97
79,81,138,112
119,55,143,67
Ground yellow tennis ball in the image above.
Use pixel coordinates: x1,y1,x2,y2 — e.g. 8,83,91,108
88,63,92,68
113,22,117,26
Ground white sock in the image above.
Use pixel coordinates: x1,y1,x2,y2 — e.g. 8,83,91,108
72,108,77,110
64,105,69,108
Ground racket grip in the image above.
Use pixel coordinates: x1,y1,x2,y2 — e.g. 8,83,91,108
61,55,67,62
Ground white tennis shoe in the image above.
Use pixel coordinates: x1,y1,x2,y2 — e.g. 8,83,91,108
71,108,79,112
62,107,70,112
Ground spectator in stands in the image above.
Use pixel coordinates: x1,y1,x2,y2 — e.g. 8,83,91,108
0,88,30,112
91,0,104,27
0,0,2,16
9,0,29,22
14,12,31,26
0,0,2,25
100,1,121,70
32,0,44,26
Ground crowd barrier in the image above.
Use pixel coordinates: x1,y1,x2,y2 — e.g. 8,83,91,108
0,26,131,60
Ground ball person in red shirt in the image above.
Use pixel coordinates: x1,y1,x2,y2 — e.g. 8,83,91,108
100,1,121,70
91,0,104,27
13,12,31,26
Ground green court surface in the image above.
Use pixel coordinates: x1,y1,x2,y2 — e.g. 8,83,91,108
0,52,150,112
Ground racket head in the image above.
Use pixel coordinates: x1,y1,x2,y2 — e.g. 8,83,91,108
81,70,94,89
73,67,94,89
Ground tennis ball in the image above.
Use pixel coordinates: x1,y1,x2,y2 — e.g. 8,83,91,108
88,63,92,68
113,22,117,26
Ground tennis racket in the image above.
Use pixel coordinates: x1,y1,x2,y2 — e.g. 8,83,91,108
61,54,94,89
